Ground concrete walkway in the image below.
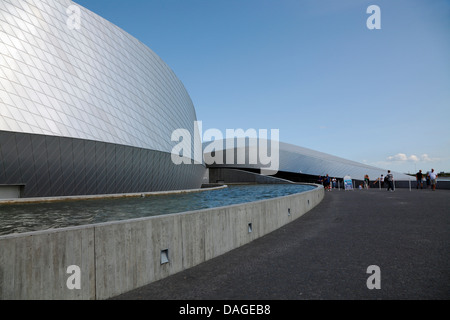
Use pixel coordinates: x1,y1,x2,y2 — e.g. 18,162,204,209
111,188,450,300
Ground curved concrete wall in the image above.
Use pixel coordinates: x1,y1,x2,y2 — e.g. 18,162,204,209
0,185,324,300
208,168,295,185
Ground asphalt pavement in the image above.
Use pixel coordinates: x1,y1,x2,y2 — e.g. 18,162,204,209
111,187,450,300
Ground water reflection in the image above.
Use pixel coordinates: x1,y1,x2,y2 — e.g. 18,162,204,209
0,184,314,236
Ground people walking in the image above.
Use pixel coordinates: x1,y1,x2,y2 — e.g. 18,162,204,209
386,170,394,192
324,174,331,191
429,169,438,191
364,175,370,189
416,170,423,189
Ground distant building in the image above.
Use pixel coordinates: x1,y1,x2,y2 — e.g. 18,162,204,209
204,139,414,184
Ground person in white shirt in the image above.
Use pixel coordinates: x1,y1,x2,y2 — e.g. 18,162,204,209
429,169,438,191
332,177,337,189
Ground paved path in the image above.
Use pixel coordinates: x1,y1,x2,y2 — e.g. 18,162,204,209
112,188,450,300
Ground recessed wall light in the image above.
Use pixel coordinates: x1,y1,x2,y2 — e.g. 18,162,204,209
160,249,169,265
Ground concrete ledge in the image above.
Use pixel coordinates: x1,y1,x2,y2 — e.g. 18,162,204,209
0,184,324,300
0,185,228,205
208,168,295,184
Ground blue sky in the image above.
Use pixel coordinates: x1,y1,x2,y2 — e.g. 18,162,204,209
73,0,450,174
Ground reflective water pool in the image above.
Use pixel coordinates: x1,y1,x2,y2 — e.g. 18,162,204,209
0,184,315,236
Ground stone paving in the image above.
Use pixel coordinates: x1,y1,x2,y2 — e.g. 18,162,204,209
112,188,450,300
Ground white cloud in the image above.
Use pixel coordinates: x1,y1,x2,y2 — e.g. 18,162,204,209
387,153,439,163
420,154,435,162
387,153,409,161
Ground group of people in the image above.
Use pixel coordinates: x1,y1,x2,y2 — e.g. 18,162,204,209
318,174,337,191
318,169,439,192
368,171,395,191
415,169,438,191
367,169,439,192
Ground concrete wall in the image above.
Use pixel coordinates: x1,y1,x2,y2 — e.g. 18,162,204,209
0,226,96,300
208,168,294,184
0,185,324,300
0,185,22,199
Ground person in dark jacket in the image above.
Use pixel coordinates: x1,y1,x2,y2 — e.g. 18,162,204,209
386,170,394,192
416,170,423,189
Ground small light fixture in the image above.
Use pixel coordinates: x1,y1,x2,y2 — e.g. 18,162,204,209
160,249,169,265
248,223,253,233
288,208,291,216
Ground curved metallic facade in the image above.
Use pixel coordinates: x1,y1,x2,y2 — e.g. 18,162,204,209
0,0,205,198
205,139,414,182
276,142,414,181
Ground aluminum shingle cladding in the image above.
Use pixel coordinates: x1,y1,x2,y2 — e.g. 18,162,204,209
0,0,197,157
277,142,414,180
205,140,414,181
